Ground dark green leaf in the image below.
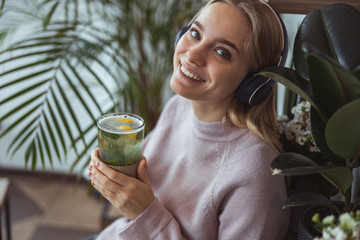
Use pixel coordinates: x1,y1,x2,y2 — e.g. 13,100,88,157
1,93,43,121
60,64,96,124
294,4,360,79
307,54,346,116
259,66,318,110
31,141,37,171
50,89,79,157
54,79,86,148
0,68,53,88
46,103,67,158
36,136,45,169
271,152,351,191
271,152,317,174
326,99,360,159
70,132,97,173
0,79,49,105
43,2,59,28
306,50,360,118
25,141,35,170
0,0,5,13
39,124,53,167
8,123,37,157
43,113,61,161
62,59,101,120
0,104,41,138
283,192,340,214
320,167,353,192
310,107,344,166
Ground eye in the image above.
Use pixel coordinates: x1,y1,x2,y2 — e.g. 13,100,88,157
216,48,231,60
191,30,200,40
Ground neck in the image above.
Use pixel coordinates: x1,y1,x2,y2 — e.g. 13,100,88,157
191,99,230,122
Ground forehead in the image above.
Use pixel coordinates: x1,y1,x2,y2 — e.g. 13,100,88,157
196,2,250,48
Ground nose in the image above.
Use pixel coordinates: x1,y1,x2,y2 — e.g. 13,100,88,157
186,42,206,67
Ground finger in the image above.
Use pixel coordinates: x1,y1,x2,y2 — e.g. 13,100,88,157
90,148,100,165
90,172,119,200
90,162,125,193
137,158,150,185
95,160,133,187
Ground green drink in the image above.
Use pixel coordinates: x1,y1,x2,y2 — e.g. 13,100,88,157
97,113,145,177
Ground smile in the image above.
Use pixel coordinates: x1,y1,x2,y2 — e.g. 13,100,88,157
180,66,205,82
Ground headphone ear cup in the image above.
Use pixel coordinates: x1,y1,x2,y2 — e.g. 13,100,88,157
235,74,275,106
234,2,287,106
174,26,190,49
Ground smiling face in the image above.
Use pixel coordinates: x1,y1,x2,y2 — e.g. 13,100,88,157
170,2,251,110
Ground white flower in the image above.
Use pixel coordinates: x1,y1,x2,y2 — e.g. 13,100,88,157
284,120,302,140
330,226,347,240
277,101,321,153
305,117,311,131
309,145,321,153
323,215,335,225
316,212,360,240
291,101,311,120
277,115,288,135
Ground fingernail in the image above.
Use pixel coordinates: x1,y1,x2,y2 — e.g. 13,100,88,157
88,171,92,177
96,160,100,168
88,165,92,170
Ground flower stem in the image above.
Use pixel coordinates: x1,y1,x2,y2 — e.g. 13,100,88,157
350,145,360,168
344,188,352,212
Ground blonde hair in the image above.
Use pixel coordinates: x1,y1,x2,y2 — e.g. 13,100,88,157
191,0,284,153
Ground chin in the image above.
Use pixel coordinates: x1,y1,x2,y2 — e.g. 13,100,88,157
170,79,191,100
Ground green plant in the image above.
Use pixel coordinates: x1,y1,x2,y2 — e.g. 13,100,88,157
313,211,360,240
0,0,204,172
260,3,360,214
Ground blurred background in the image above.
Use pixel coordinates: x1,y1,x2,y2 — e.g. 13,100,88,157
0,0,311,239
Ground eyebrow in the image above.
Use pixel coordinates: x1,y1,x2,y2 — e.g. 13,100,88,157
193,20,240,55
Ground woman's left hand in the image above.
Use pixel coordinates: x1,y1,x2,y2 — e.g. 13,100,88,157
88,148,155,220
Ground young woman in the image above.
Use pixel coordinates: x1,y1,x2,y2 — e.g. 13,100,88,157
88,0,290,239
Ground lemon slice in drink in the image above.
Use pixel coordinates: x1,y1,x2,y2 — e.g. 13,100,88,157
117,125,132,130
115,118,134,123
116,125,137,138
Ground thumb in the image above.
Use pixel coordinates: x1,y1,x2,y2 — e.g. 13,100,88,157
137,158,150,184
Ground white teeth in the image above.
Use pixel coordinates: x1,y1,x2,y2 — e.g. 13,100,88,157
181,66,204,82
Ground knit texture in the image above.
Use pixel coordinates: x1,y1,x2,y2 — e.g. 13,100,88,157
97,95,290,240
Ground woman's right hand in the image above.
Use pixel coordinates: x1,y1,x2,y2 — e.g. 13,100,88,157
88,148,155,220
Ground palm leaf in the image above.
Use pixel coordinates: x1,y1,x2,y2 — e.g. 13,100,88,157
1,24,118,169
0,0,204,172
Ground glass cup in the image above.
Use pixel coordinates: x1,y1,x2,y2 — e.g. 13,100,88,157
97,112,145,177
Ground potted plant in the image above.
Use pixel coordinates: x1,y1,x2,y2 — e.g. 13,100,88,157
259,3,360,239
0,0,202,172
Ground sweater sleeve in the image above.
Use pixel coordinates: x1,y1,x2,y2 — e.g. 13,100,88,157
97,198,188,240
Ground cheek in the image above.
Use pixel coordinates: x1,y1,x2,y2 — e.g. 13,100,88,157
212,68,247,96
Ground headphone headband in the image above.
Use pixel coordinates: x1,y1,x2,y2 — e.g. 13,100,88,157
236,1,288,105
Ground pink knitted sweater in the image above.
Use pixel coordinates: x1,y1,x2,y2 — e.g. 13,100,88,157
97,95,289,240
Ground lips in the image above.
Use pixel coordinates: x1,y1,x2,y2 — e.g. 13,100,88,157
180,65,205,82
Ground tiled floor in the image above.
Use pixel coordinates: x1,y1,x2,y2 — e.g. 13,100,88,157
0,169,122,240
